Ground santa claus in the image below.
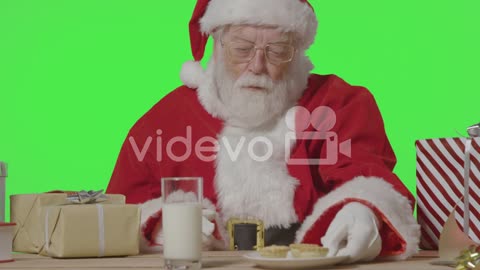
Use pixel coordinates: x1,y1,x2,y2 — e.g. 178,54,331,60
107,0,420,263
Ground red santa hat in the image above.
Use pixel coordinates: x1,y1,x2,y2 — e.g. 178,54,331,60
180,0,318,89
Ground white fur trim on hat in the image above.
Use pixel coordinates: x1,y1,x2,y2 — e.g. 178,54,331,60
200,0,318,49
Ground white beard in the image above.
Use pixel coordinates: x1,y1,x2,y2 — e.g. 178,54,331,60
199,52,313,129
195,52,314,228
214,62,289,129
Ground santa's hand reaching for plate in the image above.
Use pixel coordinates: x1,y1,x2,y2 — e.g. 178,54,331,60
321,202,382,263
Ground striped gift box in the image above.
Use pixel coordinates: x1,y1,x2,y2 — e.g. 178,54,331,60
416,137,480,250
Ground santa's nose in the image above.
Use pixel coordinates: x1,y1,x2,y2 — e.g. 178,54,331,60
248,49,267,75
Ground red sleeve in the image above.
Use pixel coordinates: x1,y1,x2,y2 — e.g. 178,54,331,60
106,123,157,204
296,84,419,260
319,88,414,208
107,123,165,250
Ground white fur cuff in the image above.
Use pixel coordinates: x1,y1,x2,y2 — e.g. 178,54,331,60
295,176,421,260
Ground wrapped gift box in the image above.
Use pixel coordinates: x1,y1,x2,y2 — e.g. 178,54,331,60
416,136,480,249
10,192,125,253
39,204,140,258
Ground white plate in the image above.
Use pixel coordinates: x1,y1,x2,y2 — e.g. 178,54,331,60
243,252,349,269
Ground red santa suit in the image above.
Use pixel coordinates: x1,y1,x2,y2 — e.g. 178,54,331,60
107,73,419,259
106,0,420,261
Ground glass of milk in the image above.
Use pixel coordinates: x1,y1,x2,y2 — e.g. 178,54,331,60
162,177,203,270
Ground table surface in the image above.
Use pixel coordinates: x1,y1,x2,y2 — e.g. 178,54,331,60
0,251,452,270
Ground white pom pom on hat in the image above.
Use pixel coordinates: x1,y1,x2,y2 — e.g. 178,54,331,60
180,0,318,89
180,60,205,89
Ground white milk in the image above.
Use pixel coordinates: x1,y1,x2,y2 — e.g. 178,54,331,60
163,203,202,260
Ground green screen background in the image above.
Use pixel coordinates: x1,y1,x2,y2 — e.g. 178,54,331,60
1,1,479,219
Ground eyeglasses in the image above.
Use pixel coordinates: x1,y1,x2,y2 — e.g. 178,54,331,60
221,40,296,65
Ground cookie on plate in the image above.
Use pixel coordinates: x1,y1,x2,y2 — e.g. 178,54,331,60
289,243,329,258
258,245,290,258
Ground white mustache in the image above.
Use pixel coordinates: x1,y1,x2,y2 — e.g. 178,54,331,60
235,74,275,91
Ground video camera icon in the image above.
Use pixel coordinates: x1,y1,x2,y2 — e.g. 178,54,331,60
285,106,351,165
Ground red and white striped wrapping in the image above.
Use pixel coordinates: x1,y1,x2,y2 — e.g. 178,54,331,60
416,137,480,250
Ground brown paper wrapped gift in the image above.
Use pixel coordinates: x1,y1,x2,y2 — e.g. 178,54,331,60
39,204,140,258
10,192,125,253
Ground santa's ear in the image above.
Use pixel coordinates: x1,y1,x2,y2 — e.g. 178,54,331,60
212,40,221,62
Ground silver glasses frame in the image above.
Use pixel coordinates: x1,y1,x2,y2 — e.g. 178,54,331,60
221,40,296,65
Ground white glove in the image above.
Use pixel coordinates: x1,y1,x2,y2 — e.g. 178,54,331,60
321,202,382,263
